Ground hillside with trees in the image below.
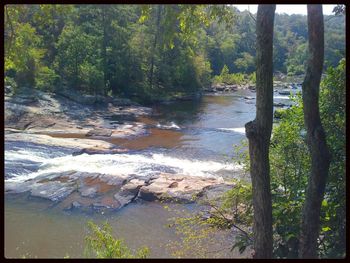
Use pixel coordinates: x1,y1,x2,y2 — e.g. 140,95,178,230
4,4,346,259
5,5,345,102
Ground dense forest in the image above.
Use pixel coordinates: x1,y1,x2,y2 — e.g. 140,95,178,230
4,4,346,259
4,5,345,102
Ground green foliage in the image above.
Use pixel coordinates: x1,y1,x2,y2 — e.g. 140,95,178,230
84,221,150,258
4,77,18,93
269,93,309,258
212,65,255,85
55,23,102,93
246,72,256,84
221,60,345,259
165,176,254,257
317,59,345,258
234,52,255,73
5,22,44,89
270,59,346,258
4,5,344,101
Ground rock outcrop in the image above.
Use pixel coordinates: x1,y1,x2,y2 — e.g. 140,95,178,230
138,173,226,203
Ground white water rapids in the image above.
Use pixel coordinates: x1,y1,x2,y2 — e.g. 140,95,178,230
5,143,244,185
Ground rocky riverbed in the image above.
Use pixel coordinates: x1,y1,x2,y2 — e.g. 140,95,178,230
5,88,243,212
5,80,300,214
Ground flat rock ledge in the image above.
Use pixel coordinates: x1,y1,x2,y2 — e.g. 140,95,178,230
138,173,229,203
5,132,115,151
5,89,152,143
6,171,236,212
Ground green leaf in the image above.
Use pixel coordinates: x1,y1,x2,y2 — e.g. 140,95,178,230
322,226,331,232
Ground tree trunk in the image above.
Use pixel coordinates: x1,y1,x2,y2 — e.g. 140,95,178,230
245,4,275,259
149,5,162,90
299,5,330,258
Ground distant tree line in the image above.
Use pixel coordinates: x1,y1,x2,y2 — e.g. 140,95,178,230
4,5,345,101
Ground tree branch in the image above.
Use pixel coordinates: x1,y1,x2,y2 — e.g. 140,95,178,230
247,5,256,23
208,202,253,242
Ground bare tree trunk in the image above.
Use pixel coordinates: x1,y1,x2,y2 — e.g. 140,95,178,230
299,5,330,258
245,4,275,259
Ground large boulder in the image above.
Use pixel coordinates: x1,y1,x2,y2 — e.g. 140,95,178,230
138,173,225,203
113,179,146,208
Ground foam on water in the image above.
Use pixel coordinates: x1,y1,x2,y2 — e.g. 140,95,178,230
273,95,290,100
5,149,243,183
156,121,181,130
5,149,48,163
217,127,246,134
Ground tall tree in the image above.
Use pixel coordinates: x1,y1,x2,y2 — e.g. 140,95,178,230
299,5,330,258
245,4,275,258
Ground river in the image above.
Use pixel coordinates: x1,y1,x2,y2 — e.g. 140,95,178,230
5,89,293,258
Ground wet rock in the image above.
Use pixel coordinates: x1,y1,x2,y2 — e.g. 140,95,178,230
64,201,82,211
92,196,121,210
8,96,38,105
244,96,254,100
30,181,76,202
122,179,146,193
273,102,286,107
204,87,215,93
113,178,146,208
55,89,99,105
198,183,235,205
72,147,129,156
5,181,32,194
86,128,112,137
279,89,291,95
110,123,148,138
138,173,225,203
213,85,225,91
72,201,82,208
111,98,131,106
211,84,238,93
5,133,114,150
248,85,255,90
5,102,28,124
79,187,97,198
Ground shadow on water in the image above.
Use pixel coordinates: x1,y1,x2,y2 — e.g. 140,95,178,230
151,99,204,126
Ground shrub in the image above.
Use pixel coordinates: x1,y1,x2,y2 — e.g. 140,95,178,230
84,221,150,258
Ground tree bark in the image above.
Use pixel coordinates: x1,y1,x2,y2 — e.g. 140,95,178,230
245,4,275,259
299,5,330,258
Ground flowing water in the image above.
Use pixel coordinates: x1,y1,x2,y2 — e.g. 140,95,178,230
5,89,292,258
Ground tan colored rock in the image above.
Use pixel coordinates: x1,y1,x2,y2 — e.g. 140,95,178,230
138,173,226,203
5,133,114,150
86,128,112,137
